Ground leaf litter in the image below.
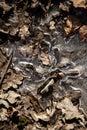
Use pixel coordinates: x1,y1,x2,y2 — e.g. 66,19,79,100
0,0,87,130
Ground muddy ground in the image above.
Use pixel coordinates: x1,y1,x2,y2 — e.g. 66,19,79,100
0,0,87,130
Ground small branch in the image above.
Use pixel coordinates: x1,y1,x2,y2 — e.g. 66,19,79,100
0,49,13,88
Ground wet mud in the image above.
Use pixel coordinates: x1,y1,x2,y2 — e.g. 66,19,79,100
1,25,87,115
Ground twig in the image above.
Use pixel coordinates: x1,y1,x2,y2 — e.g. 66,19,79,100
0,49,13,88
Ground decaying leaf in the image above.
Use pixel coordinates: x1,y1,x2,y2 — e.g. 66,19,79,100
0,90,21,121
59,2,70,12
71,0,87,8
64,124,74,130
2,69,23,90
0,1,11,12
0,99,9,109
30,110,50,122
0,108,8,121
19,25,30,39
6,91,21,104
79,25,87,41
0,0,87,129
0,90,21,104
49,21,55,30
64,15,81,37
56,97,85,122
38,52,50,65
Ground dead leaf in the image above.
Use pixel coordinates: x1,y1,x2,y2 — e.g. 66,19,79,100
0,99,9,108
64,15,81,37
6,91,21,104
71,0,87,8
0,1,11,12
2,69,23,90
59,2,70,12
19,25,30,39
18,44,33,57
79,25,87,41
65,124,74,130
0,48,24,90
56,97,85,122
38,52,50,65
0,108,8,121
49,21,55,30
30,110,50,121
31,0,39,8
0,90,21,104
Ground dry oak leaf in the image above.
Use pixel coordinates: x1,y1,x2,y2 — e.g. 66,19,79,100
6,91,21,104
29,110,50,122
64,124,74,130
0,91,21,104
79,25,87,41
38,52,50,65
0,108,8,121
0,99,9,108
71,0,87,8
64,15,81,36
19,25,30,39
56,97,85,123
59,2,70,12
2,69,23,90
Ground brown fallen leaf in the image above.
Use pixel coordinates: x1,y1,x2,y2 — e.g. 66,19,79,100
79,25,87,41
38,52,50,65
0,108,8,121
6,91,21,104
71,0,87,8
64,124,74,130
0,90,21,104
0,99,9,108
29,110,50,122
19,25,30,40
0,48,24,90
18,44,33,57
64,15,81,37
49,21,55,30
59,1,70,12
2,69,23,90
31,0,39,8
56,97,85,123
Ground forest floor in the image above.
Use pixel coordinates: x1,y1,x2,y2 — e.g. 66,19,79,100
0,0,87,130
